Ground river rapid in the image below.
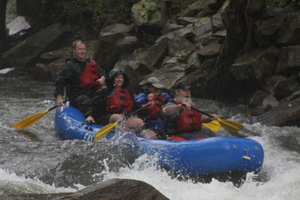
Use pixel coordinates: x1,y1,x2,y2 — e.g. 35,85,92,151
1,77,300,200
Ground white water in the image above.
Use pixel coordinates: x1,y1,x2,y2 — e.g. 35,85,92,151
1,79,300,199
6,0,31,36
1,147,299,200
2,125,298,200
3,1,300,197
0,168,76,195
98,127,300,200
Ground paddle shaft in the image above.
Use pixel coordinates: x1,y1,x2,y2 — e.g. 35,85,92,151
191,107,213,118
94,104,150,141
122,104,150,121
48,85,97,112
176,101,242,129
63,83,103,104
13,83,102,130
168,99,214,118
151,99,242,132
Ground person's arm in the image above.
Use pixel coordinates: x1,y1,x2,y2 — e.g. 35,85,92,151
54,62,73,105
201,114,219,123
192,104,219,123
134,93,148,105
163,104,184,116
56,95,64,106
96,75,106,84
96,63,106,84
98,64,106,77
163,101,192,116
163,93,172,102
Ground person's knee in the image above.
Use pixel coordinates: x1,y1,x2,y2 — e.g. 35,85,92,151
140,129,157,139
110,114,122,123
135,118,144,126
126,117,144,131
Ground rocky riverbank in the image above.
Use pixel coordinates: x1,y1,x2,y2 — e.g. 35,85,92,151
1,1,300,198
2,0,300,127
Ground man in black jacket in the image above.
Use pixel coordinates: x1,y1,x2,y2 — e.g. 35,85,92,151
54,40,106,115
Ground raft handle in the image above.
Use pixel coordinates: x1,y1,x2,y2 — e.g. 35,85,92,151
242,148,251,160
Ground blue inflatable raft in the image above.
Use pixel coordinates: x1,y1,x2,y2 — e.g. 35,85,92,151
54,104,264,177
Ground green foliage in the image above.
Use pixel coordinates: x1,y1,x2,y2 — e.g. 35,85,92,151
289,82,300,92
42,0,215,39
45,0,140,39
169,0,199,9
266,0,289,8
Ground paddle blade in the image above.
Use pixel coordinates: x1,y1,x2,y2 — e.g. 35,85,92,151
221,119,244,129
13,110,49,130
218,119,244,133
203,120,221,132
94,122,118,142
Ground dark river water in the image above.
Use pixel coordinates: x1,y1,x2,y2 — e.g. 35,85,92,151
1,76,300,200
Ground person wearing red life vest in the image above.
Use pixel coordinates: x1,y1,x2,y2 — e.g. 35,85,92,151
163,81,219,141
135,77,172,139
54,40,106,116
85,69,156,139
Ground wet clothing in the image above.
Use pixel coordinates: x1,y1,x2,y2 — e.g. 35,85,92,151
135,92,172,119
175,107,202,132
106,87,133,114
135,92,171,139
164,101,203,140
86,84,137,126
79,60,100,88
86,69,138,126
54,57,106,114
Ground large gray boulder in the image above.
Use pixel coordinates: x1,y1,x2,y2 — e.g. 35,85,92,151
55,178,169,200
3,23,71,68
93,23,137,72
131,0,167,35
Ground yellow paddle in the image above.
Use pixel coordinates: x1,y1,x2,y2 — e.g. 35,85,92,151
93,122,118,142
170,99,242,133
192,107,244,133
202,120,221,132
13,106,58,130
94,105,150,142
156,99,222,132
13,83,101,130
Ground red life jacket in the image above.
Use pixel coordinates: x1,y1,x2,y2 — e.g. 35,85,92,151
176,108,202,132
79,60,99,88
106,87,133,114
146,94,167,119
169,136,203,141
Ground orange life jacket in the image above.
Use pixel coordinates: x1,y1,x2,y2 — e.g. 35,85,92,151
79,60,99,88
176,108,202,132
106,87,133,114
146,94,167,119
